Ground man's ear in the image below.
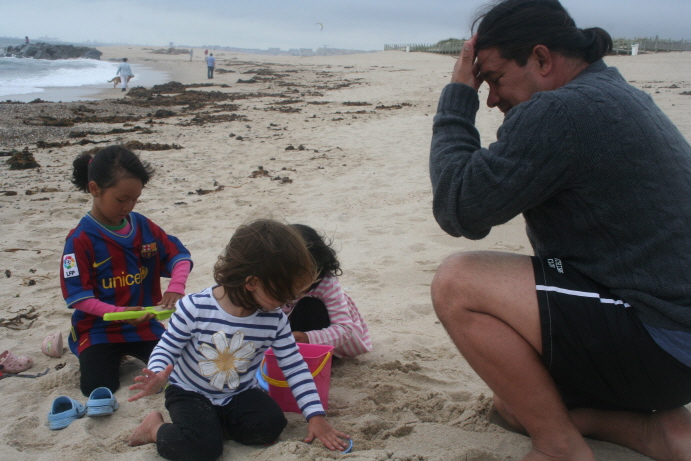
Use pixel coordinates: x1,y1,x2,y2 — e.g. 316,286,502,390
245,276,259,292
532,44,553,76
87,181,100,197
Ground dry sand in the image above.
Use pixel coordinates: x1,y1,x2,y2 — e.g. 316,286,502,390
1,46,690,461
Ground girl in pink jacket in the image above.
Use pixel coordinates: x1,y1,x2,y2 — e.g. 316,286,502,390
282,225,372,358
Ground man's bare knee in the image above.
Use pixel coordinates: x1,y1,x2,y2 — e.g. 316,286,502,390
431,252,487,316
432,251,536,322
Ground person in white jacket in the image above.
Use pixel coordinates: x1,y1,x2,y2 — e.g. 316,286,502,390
116,58,134,92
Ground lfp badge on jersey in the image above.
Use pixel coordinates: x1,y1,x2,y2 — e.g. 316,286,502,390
141,242,158,258
62,253,79,278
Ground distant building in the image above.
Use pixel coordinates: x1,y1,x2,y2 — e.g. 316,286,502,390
298,48,315,56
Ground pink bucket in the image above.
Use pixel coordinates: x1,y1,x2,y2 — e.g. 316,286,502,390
262,343,333,413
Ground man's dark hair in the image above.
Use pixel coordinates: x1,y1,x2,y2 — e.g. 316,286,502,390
472,0,613,66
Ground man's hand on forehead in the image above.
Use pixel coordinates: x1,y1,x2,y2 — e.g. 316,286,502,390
451,35,484,91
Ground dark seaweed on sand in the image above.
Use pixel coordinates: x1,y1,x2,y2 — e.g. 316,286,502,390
6,148,40,170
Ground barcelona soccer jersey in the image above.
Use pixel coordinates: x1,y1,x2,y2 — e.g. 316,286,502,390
61,212,192,355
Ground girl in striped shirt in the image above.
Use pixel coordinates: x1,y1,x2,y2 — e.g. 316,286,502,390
283,224,372,358
127,219,349,461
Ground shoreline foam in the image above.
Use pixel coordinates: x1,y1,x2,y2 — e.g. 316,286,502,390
1,61,170,103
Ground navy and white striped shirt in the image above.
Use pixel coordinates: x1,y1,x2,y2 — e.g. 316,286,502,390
148,286,325,419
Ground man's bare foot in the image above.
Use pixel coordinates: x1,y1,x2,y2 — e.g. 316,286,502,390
520,437,596,461
492,394,595,460
522,426,596,461
129,411,165,447
521,445,596,461
570,405,691,461
643,407,691,461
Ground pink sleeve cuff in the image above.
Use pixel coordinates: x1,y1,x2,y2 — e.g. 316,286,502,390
166,260,191,295
73,298,125,317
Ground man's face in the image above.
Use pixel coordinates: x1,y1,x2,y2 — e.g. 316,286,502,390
477,47,543,114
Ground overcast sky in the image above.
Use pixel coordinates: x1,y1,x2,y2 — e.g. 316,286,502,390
6,0,690,51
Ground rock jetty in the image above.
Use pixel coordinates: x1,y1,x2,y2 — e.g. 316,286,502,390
3,42,102,60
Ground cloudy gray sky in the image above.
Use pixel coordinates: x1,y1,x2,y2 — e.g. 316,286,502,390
6,0,690,51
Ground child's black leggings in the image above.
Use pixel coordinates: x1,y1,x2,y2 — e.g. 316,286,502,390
288,296,330,332
78,340,158,396
157,385,288,461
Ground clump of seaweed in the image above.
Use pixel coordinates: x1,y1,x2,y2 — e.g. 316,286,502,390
36,140,70,148
122,89,238,108
179,113,249,126
6,148,40,170
23,116,74,127
123,141,184,151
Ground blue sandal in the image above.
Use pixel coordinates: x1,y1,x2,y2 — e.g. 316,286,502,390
86,387,119,417
48,396,86,430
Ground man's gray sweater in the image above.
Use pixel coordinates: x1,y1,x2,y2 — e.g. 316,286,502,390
430,60,691,331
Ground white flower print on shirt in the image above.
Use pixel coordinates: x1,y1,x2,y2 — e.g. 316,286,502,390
199,331,255,390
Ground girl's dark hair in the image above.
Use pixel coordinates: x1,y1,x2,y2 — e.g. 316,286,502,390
472,0,613,66
71,145,155,193
290,224,342,279
214,219,317,312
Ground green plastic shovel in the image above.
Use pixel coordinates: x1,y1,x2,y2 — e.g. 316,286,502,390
103,306,175,321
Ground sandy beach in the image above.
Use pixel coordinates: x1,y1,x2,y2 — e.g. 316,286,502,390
1,46,690,461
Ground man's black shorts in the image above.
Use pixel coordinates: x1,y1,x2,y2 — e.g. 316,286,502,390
533,256,691,412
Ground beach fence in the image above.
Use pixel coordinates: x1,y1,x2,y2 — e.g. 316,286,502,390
386,37,690,56
612,37,690,54
384,42,464,55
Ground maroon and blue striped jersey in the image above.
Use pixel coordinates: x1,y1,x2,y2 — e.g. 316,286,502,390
60,212,192,355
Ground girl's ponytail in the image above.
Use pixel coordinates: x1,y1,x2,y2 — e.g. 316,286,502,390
582,27,613,64
71,152,92,193
70,145,154,193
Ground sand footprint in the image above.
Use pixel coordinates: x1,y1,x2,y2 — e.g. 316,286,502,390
37,363,81,392
408,242,426,252
6,414,55,453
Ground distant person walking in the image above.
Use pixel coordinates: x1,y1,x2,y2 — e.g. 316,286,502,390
189,48,193,62
116,58,134,92
25,36,29,44
204,49,208,58
206,53,215,79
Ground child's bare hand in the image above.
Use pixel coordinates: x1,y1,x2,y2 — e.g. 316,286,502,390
292,331,309,343
122,306,154,325
304,415,350,451
128,364,173,402
159,292,183,310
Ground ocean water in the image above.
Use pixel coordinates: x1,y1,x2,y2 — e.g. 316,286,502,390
0,57,170,102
